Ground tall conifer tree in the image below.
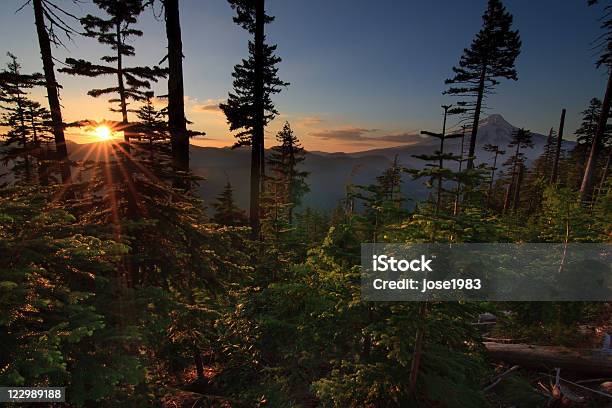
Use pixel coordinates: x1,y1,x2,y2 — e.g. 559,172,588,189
581,0,612,201
220,0,288,239
0,54,49,184
502,128,533,212
445,0,521,169
30,0,78,182
571,98,611,186
60,0,166,137
483,143,505,198
266,122,309,224
162,0,190,186
550,109,566,184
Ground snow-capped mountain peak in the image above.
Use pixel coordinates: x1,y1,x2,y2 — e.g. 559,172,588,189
479,113,515,130
476,114,519,145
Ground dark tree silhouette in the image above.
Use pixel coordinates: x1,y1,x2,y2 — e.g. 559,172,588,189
452,126,468,215
575,98,606,147
483,143,505,199
502,128,533,212
220,0,288,239
571,98,611,187
445,0,521,169
162,0,190,185
29,0,78,183
581,0,612,201
0,54,50,184
411,105,464,215
213,181,247,226
550,108,566,184
60,0,166,136
135,92,167,146
352,156,405,243
531,127,555,182
266,122,309,224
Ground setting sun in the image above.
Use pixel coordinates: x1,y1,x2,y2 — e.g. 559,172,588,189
95,125,112,140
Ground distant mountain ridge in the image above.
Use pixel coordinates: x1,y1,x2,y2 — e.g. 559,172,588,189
57,114,575,212
189,113,576,212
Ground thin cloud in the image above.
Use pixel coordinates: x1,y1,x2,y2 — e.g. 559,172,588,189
192,98,225,113
376,132,420,143
293,115,325,127
310,127,419,144
310,127,379,142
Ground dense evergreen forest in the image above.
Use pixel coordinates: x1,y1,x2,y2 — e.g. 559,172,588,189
0,0,611,407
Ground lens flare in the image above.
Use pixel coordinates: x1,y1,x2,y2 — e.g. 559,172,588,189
95,125,112,140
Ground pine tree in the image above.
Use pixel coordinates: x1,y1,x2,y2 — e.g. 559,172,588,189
29,0,78,183
0,179,248,404
410,105,466,215
550,108,566,184
134,92,168,146
570,98,611,187
353,156,407,242
502,128,533,212
294,206,329,252
220,0,288,239
266,122,309,225
581,0,612,202
452,126,468,214
523,128,556,213
540,127,556,180
60,0,166,135
445,0,521,169
483,143,505,202
0,54,51,184
213,181,247,226
161,0,190,180
575,98,605,147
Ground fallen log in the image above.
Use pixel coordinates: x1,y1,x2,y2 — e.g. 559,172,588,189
484,342,612,375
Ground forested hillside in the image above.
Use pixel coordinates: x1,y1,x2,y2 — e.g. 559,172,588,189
0,0,611,407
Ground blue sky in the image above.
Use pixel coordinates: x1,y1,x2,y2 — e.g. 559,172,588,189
0,0,606,151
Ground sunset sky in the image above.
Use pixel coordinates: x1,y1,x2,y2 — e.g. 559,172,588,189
0,0,606,152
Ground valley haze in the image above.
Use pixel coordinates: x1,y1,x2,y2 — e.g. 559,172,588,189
64,114,575,212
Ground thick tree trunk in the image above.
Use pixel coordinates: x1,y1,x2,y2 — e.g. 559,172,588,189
33,0,71,183
484,342,612,375
249,0,265,239
116,23,129,128
164,0,190,187
581,69,612,202
467,65,487,169
550,108,566,184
